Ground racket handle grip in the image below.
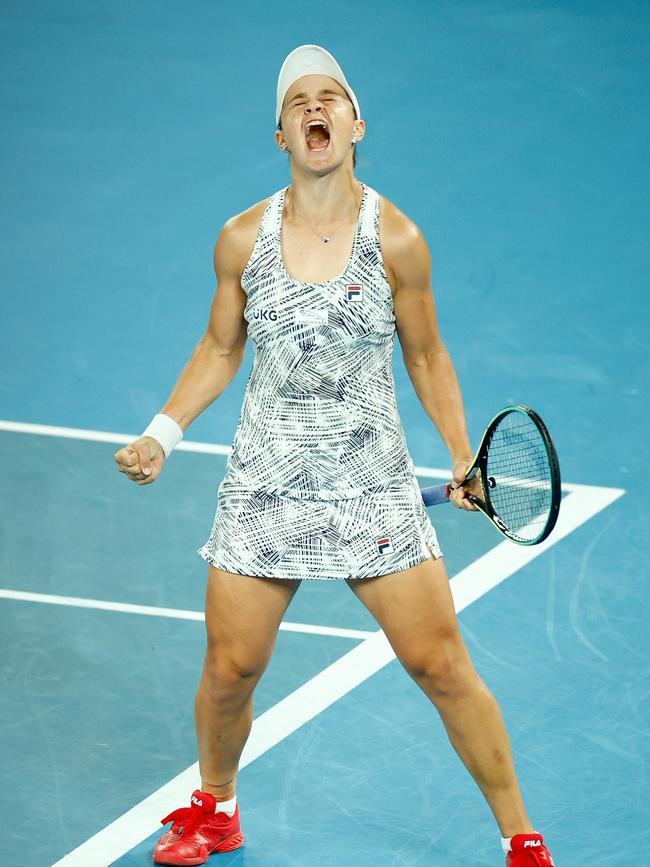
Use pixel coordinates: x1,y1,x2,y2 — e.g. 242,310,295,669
420,483,452,506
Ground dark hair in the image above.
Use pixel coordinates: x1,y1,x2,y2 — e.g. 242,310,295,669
277,118,358,168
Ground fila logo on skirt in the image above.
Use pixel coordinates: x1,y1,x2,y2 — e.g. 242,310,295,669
346,284,363,302
376,537,394,555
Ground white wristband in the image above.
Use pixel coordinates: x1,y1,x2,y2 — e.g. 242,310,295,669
140,413,183,459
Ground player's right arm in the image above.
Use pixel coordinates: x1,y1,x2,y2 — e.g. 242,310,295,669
158,217,251,428
114,203,265,484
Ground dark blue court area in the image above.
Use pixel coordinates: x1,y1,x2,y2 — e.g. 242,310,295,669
1,2,648,865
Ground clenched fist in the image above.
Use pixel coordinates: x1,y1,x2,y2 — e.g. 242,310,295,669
114,436,165,485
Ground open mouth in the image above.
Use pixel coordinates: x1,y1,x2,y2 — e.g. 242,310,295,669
304,119,330,151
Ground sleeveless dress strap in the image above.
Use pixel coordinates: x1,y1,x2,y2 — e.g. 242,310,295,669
241,188,285,287
358,183,378,240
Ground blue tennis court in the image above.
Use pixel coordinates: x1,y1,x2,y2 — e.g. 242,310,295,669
1,2,648,865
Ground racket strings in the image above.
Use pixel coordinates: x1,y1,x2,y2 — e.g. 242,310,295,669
485,415,553,542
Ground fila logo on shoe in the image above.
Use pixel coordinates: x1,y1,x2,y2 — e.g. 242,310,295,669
191,795,203,807
524,840,541,848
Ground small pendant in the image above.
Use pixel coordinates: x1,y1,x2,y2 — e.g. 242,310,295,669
322,236,331,243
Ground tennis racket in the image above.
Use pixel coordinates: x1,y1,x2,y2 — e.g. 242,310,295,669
419,405,561,545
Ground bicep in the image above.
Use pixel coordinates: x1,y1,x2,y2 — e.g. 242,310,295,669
204,222,248,355
392,226,444,364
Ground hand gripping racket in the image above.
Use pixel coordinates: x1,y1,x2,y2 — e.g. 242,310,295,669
420,405,561,545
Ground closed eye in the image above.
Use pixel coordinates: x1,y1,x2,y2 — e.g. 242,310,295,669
291,96,339,107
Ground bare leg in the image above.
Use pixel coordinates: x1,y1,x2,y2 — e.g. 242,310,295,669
195,566,301,800
347,556,533,837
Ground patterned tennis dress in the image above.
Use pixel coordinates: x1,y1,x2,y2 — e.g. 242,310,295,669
197,181,442,580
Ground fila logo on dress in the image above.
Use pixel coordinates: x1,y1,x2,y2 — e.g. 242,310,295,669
523,841,541,848
376,537,394,555
191,795,203,807
346,284,363,302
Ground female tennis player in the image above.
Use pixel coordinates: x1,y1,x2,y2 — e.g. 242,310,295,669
114,44,556,867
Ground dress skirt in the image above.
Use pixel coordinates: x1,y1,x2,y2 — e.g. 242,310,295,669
197,475,443,581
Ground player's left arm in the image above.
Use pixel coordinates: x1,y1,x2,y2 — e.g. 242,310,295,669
381,200,474,507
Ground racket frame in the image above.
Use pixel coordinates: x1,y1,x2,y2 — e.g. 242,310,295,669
457,404,561,545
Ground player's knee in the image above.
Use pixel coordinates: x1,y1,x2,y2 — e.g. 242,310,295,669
402,638,472,697
202,648,267,697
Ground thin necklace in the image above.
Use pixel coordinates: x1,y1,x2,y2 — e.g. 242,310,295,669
287,187,362,244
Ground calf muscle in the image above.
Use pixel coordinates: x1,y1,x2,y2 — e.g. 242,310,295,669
195,567,300,798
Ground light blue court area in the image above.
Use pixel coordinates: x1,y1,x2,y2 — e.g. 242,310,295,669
1,1,649,866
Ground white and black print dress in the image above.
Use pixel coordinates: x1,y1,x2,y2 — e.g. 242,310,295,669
197,182,442,580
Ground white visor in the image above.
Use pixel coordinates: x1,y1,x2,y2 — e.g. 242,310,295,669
276,44,361,127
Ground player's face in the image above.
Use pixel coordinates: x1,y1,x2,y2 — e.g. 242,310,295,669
276,74,364,170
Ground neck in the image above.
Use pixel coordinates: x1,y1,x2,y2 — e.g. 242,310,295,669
284,165,362,230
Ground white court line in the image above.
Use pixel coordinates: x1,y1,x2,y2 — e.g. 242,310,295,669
0,418,590,492
50,483,624,867
0,588,374,641
0,419,232,456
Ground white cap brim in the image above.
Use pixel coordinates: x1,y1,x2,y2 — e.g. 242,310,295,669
276,44,361,127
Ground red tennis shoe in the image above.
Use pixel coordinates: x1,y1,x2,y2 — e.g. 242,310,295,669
505,833,555,866
153,789,244,865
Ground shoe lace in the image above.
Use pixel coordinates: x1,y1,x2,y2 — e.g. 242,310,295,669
160,804,205,836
